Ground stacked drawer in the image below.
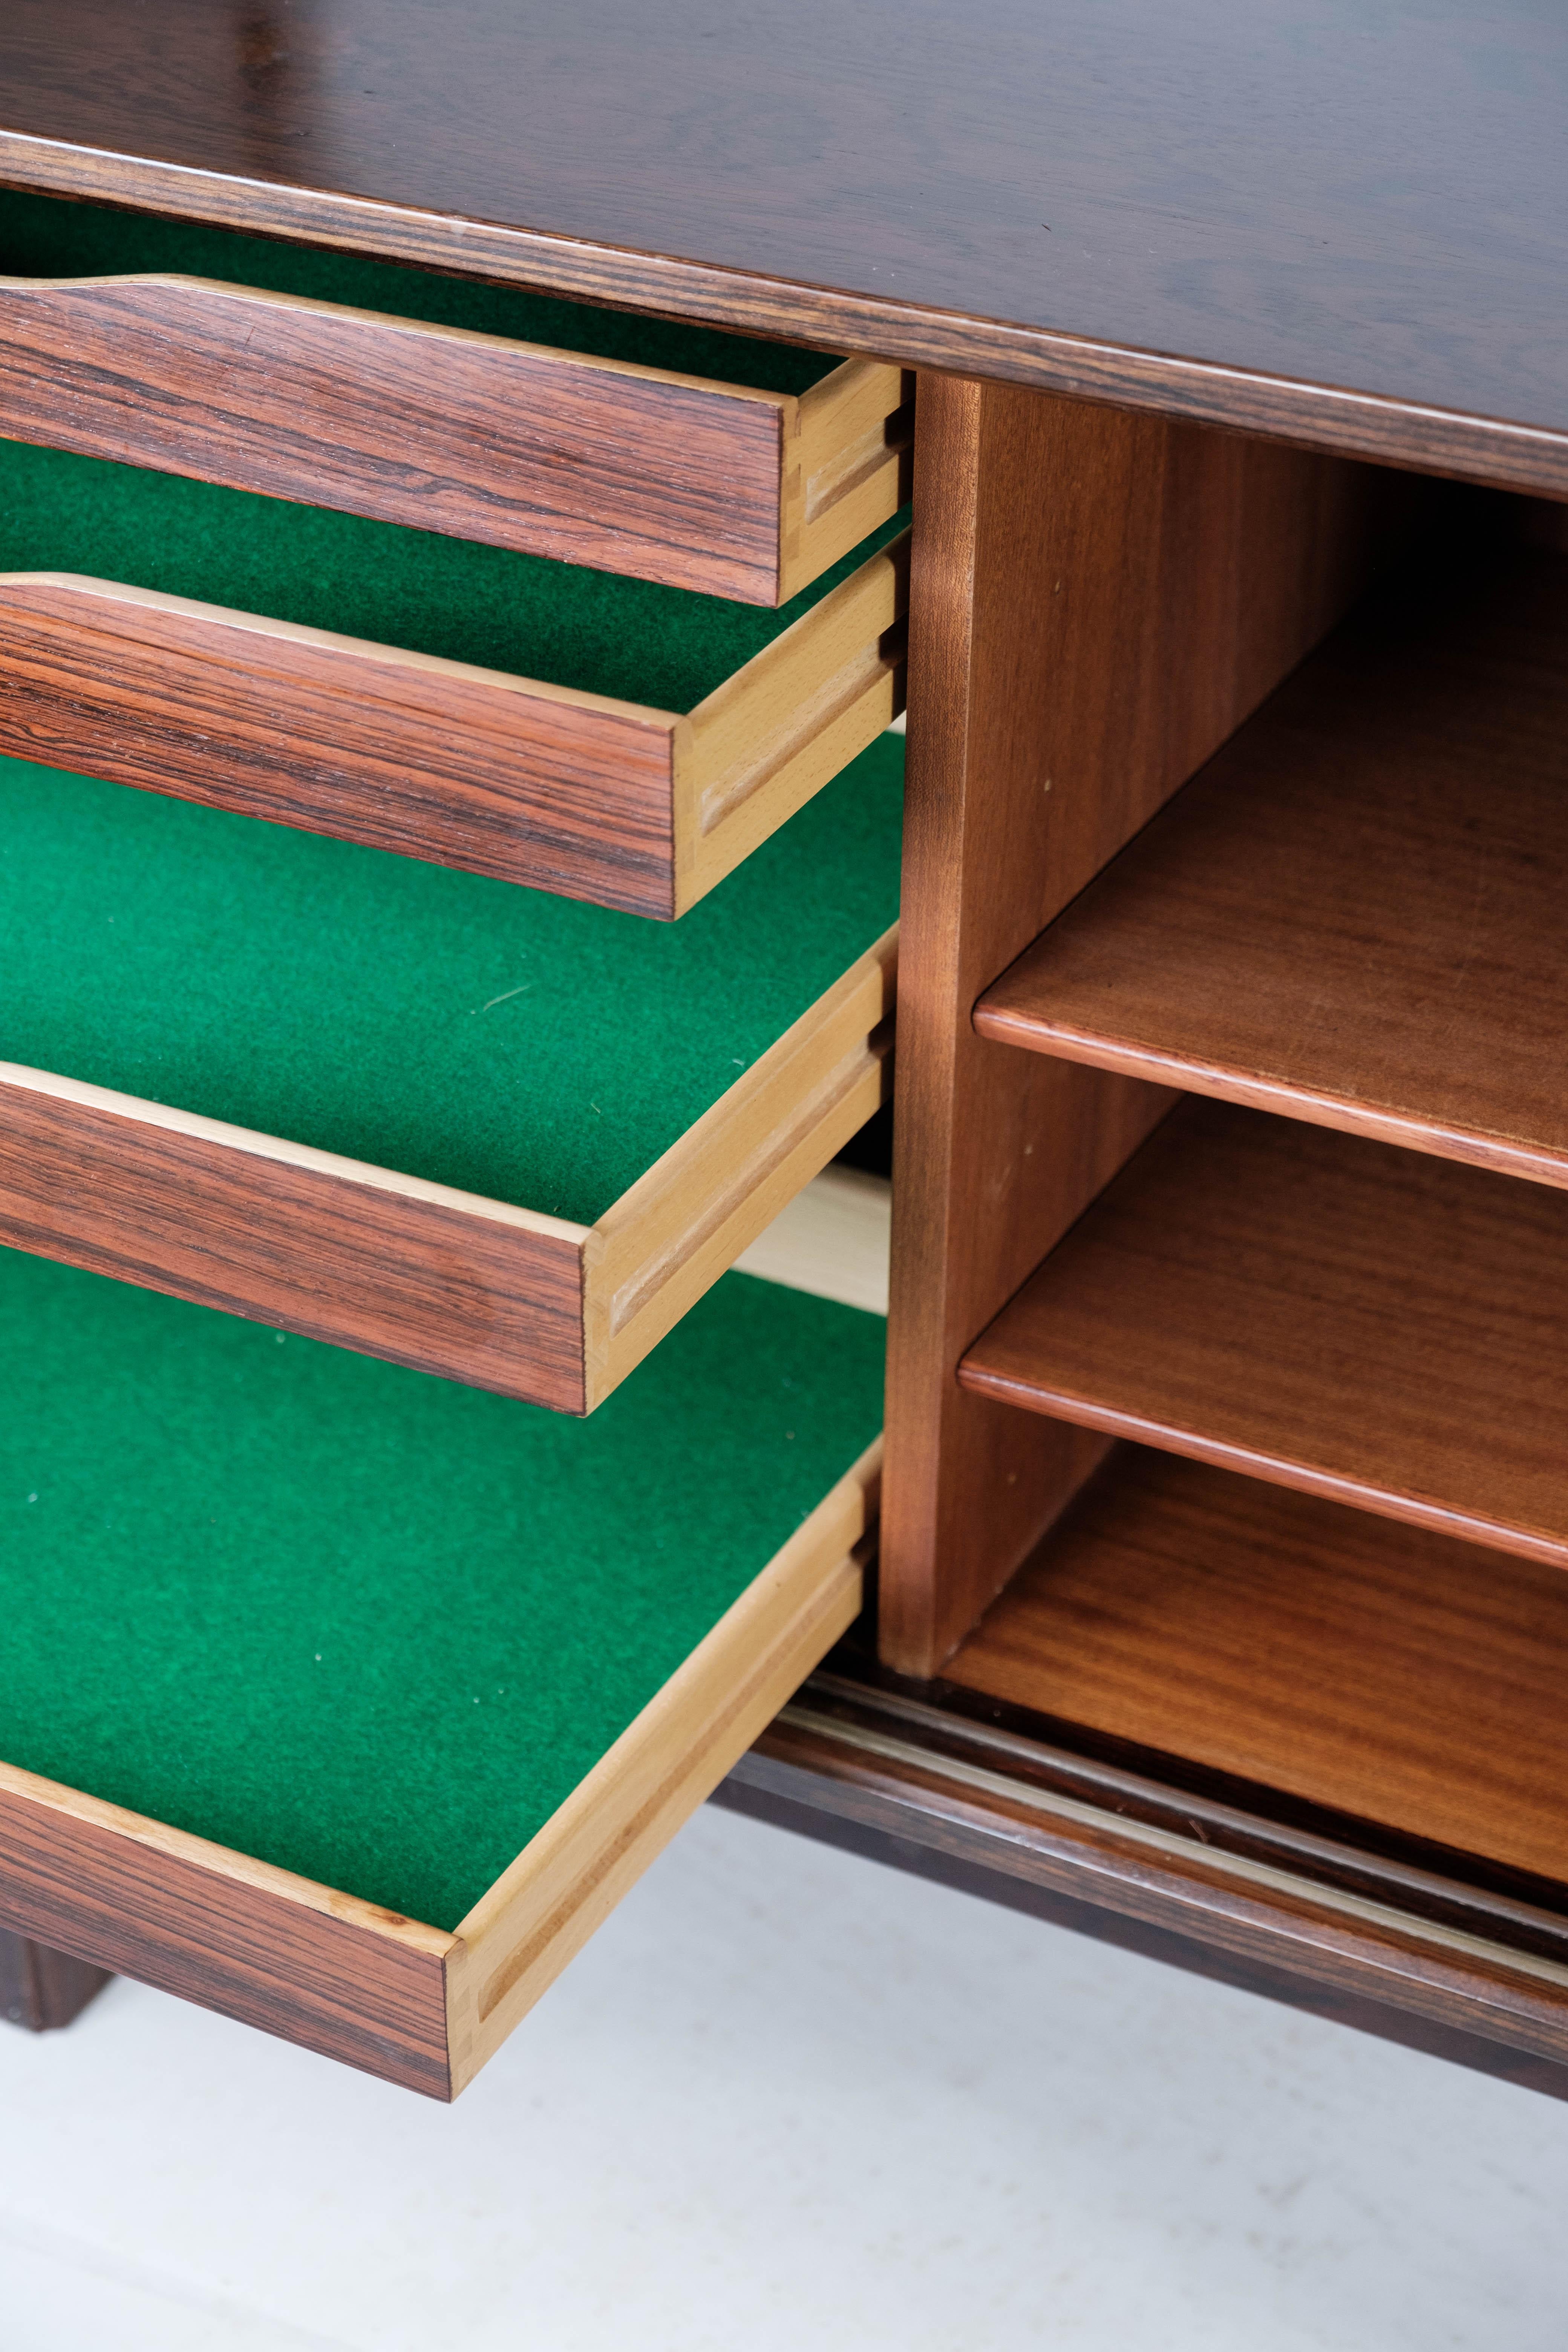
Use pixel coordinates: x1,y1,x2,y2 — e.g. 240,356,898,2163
0,190,908,2095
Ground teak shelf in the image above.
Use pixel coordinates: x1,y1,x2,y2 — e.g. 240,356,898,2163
8,0,1568,2107
976,549,1568,1188
959,1098,1568,1565
0,190,910,605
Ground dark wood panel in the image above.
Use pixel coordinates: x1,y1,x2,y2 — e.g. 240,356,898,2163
0,578,680,917
947,1447,1568,1893
718,1669,1568,2082
977,550,1568,1187
882,380,1404,1675
2,2,1568,490
0,1925,110,2030
960,1098,1568,1564
714,1765,1568,2104
0,276,790,600
0,1073,589,1410
0,1770,454,2096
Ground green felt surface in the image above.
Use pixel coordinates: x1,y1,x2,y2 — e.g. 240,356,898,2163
0,185,835,396
0,1250,885,1931
0,435,908,713
0,733,903,1223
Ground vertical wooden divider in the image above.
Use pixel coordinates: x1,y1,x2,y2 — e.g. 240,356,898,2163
881,376,1407,1675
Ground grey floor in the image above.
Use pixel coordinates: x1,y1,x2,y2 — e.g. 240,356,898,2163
1,1799,1563,2350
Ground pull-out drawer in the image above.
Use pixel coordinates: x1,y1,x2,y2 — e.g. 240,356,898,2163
0,188,911,603
0,440,907,916
0,733,900,1411
0,1253,885,2098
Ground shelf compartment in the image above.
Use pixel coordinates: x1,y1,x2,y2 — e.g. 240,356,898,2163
0,733,900,1411
0,188,910,605
976,550,1568,1187
959,1096,1568,1565
0,1256,884,2097
0,438,906,917
726,1442,1568,2089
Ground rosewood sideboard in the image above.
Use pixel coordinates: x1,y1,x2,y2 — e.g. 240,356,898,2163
2,0,1567,2102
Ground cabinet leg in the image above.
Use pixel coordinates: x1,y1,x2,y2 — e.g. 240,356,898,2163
1,1926,112,2031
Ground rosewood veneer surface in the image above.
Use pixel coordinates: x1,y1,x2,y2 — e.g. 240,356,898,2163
960,1097,1568,1565
0,190,908,605
977,550,1568,1186
2,1,1566,491
0,439,907,916
0,735,900,1409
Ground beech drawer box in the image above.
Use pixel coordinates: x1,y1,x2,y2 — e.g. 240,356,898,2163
0,733,901,1411
0,1256,884,2098
0,438,907,917
0,188,911,604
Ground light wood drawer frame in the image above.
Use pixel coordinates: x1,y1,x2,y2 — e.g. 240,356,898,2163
0,928,896,1413
0,533,908,918
0,1443,879,2099
0,268,911,602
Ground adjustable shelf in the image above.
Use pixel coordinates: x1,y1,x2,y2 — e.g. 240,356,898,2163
944,1446,1568,1892
0,188,911,604
0,733,900,1410
0,1252,885,2097
959,1096,1568,1565
976,549,1568,1188
0,438,906,916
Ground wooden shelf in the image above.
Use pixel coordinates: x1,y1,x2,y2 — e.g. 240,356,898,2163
959,1096,1568,1565
0,189,910,605
945,1446,1568,1893
977,551,1568,1187
0,1260,885,2098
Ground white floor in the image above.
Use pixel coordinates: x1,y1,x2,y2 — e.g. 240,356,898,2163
2,1801,1565,2351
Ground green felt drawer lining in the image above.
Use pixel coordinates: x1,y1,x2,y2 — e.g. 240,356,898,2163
0,186,835,398
0,733,903,1225
0,436,907,716
0,1251,885,1933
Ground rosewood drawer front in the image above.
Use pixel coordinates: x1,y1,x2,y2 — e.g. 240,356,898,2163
0,1259,884,2098
0,731,901,1412
0,193,910,605
0,439,907,918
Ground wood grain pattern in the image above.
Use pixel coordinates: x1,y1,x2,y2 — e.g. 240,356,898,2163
977,548,1568,1187
882,378,1407,1675
0,574,682,916
721,1669,1568,2092
2,2,1568,492
0,1927,111,2030
447,1441,880,2089
960,1098,1568,1565
0,925,893,1410
0,1063,591,1411
946,1446,1568,1895
0,273,815,600
0,536,905,918
0,1758,456,2097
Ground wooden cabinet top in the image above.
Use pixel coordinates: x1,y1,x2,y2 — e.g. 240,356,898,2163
1,0,1565,493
